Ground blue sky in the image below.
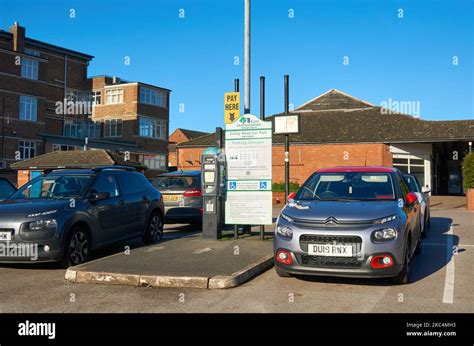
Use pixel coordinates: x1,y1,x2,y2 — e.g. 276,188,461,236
1,0,473,133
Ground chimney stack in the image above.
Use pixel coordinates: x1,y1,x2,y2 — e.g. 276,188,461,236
9,21,25,52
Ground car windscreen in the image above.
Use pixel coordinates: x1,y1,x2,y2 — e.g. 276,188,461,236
296,172,395,201
153,176,199,190
0,179,16,199
10,174,93,200
403,175,420,193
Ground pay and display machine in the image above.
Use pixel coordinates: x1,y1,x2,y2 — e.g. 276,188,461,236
201,147,225,239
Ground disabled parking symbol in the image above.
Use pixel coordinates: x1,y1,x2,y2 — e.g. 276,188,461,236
259,181,267,190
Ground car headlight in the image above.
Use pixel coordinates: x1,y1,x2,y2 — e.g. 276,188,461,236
276,225,293,239
373,215,397,225
280,213,293,223
371,228,397,242
27,210,58,218
29,219,57,232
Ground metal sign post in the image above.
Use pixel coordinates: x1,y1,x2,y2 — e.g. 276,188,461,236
284,75,290,203
273,75,300,204
259,76,266,240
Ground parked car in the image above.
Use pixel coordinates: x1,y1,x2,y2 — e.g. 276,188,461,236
152,170,202,225
274,166,422,284
403,174,430,238
0,166,164,267
0,178,16,200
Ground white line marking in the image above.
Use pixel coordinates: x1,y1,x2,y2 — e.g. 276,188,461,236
442,224,455,304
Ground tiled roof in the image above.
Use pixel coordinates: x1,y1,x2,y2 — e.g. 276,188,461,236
10,150,145,170
177,90,474,148
179,129,210,140
296,89,374,111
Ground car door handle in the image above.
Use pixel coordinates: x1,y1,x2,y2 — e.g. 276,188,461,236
119,200,125,206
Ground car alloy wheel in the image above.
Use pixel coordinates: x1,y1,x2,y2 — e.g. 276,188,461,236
392,241,411,285
69,231,89,265
147,214,164,243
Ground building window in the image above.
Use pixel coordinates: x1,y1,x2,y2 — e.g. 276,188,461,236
18,140,36,159
393,154,426,187
64,120,101,139
21,58,39,80
91,91,101,105
140,154,166,170
105,89,123,104
19,96,37,121
52,144,79,151
24,48,40,57
104,119,123,137
139,87,167,108
66,90,91,103
139,116,166,139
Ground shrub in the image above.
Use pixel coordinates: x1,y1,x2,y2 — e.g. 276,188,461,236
462,153,474,189
272,182,300,192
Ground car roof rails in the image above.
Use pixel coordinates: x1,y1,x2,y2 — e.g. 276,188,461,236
93,166,136,172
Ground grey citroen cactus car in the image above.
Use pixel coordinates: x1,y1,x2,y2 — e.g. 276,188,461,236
274,166,422,284
0,166,164,267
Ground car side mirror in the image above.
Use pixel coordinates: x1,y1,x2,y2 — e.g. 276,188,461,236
288,192,296,200
405,192,418,205
89,191,110,202
421,187,431,194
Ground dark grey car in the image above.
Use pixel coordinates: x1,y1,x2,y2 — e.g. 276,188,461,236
274,166,422,284
0,166,164,267
0,178,16,200
152,171,202,225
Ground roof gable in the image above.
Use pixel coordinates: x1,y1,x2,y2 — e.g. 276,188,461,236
296,89,374,111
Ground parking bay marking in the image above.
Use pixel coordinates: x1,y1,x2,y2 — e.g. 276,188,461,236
442,223,455,304
193,248,212,254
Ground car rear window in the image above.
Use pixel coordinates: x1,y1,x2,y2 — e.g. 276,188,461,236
404,175,420,193
153,176,199,189
116,173,147,195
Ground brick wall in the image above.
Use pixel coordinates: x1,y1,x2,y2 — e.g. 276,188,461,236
177,147,206,170
177,143,393,183
272,143,393,185
0,30,90,171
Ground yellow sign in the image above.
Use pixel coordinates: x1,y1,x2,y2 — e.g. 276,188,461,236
224,92,240,124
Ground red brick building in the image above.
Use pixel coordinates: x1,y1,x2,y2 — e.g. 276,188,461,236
0,22,170,182
168,128,209,170
177,89,474,195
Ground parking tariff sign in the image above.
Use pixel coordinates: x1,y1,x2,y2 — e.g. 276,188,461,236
224,114,273,225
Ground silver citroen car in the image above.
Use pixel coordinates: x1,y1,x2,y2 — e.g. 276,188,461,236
274,166,422,284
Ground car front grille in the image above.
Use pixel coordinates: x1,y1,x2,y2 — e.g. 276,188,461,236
300,234,362,246
298,234,363,269
299,254,362,268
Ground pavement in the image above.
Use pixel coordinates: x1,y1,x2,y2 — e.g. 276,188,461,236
0,203,472,313
65,229,274,289
430,195,466,210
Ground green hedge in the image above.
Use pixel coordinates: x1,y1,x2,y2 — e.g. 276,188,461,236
462,153,474,189
272,182,300,192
